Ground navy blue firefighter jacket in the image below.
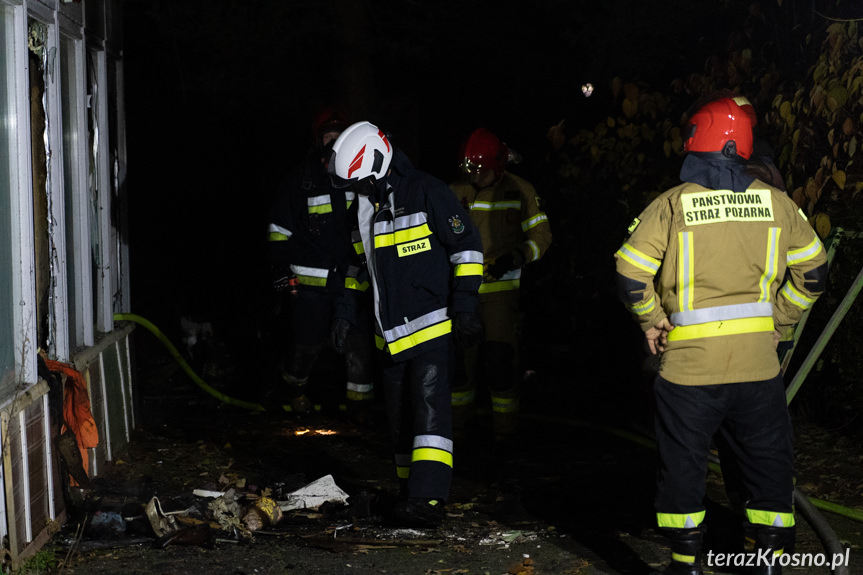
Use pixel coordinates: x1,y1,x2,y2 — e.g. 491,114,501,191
338,151,484,362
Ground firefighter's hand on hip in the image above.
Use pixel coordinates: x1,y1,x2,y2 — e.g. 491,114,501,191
645,318,674,355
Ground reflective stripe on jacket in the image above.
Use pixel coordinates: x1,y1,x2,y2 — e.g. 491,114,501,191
615,180,827,385
267,157,355,289
344,169,483,361
450,172,551,293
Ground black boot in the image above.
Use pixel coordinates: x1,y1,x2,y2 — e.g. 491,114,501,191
657,528,704,575
750,525,792,575
279,344,319,414
392,498,445,528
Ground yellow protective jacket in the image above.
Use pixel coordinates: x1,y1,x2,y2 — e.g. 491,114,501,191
615,180,827,385
450,172,552,294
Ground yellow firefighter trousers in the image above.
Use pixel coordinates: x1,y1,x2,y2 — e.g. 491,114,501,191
452,290,522,436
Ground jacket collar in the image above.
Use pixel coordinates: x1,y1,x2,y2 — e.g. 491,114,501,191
680,152,755,194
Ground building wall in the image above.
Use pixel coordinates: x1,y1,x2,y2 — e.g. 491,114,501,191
0,0,133,568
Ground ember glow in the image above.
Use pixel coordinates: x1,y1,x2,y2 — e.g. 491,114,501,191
293,428,338,436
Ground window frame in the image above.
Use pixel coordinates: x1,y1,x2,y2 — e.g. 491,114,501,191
1,0,37,390
86,43,113,335
58,16,93,355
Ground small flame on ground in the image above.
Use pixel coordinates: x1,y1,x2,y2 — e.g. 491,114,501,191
293,428,338,436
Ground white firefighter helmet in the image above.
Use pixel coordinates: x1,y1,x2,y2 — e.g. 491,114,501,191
329,121,393,182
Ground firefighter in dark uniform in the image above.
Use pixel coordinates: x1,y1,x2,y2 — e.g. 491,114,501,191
328,121,484,527
267,108,375,417
449,128,552,440
615,96,827,575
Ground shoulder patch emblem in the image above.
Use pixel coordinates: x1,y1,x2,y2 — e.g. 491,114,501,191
449,215,465,234
627,217,641,234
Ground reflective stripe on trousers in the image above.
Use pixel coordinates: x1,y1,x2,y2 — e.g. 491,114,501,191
384,338,454,501
653,374,795,530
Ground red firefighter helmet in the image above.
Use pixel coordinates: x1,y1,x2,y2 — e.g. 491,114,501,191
459,128,509,176
311,107,350,147
683,97,755,159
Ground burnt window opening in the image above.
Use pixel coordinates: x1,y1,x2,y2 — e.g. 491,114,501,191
28,19,52,353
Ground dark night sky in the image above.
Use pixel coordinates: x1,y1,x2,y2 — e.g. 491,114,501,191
119,0,753,340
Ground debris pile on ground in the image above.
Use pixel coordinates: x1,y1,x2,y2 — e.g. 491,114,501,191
45,361,863,575
92,473,353,550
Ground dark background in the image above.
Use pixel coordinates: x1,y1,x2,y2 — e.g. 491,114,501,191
122,0,731,320
119,0,825,402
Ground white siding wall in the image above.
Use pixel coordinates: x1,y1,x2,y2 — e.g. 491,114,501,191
0,0,133,567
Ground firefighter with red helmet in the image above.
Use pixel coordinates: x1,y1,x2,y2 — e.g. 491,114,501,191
328,121,484,527
266,108,375,419
448,128,552,440
615,95,827,575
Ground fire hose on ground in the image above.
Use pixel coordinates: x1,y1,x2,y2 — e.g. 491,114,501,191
113,313,267,412
524,255,863,574
519,413,857,575
115,308,861,573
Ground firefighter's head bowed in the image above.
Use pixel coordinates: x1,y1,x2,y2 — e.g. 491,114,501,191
328,121,393,195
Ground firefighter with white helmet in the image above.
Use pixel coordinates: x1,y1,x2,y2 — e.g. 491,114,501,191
328,121,484,527
448,128,552,441
615,95,827,575
266,108,375,419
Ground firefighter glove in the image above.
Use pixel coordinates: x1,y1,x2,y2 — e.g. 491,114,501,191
330,317,352,355
452,312,484,349
486,250,525,280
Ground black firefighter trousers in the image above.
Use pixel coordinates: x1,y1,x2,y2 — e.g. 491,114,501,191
281,286,374,404
382,337,454,502
653,373,795,531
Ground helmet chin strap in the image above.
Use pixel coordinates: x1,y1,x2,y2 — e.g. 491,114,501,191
352,176,379,201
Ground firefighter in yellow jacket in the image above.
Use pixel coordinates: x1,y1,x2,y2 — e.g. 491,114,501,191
449,128,552,439
615,96,827,575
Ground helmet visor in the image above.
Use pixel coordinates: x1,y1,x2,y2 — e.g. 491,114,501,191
460,157,483,175
327,149,352,188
